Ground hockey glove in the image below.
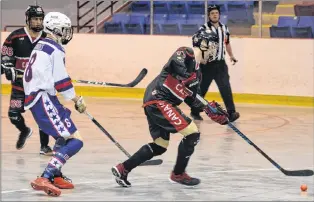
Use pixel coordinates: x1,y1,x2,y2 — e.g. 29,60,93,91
2,63,16,82
204,101,229,125
74,96,87,113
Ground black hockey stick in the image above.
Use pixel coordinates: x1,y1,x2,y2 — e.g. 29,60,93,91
195,94,314,177
73,68,148,87
85,111,163,166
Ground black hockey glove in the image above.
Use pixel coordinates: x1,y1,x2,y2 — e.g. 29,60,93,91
1,62,16,81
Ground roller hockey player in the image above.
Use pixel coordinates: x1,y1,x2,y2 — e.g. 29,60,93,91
1,5,53,155
23,12,87,197
112,30,229,187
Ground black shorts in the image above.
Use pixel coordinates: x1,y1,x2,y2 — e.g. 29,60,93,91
144,101,192,141
9,86,25,113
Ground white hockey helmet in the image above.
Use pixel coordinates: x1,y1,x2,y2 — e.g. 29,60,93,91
43,12,73,45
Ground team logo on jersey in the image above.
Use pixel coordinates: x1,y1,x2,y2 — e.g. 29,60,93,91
19,38,24,41
34,43,44,51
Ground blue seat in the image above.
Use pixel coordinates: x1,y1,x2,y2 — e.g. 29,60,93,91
208,1,228,14
270,26,292,38
278,16,299,27
180,24,199,35
124,23,144,34
168,1,187,14
129,13,150,24
112,13,130,23
187,1,205,14
187,14,205,25
143,24,162,35
227,9,254,24
228,1,254,9
160,23,180,35
220,15,228,25
168,14,187,24
154,14,168,23
298,16,314,33
131,1,150,13
104,22,125,34
153,1,169,14
292,26,313,38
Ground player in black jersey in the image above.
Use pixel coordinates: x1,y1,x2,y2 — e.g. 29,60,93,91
111,30,229,187
1,5,53,155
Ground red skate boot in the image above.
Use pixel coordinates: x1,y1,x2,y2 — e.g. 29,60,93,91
30,177,61,196
53,174,74,189
111,163,131,187
169,171,201,187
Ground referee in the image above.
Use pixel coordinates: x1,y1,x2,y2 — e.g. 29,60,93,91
189,5,240,122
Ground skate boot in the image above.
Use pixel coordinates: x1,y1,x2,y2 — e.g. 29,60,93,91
228,111,240,122
169,171,201,187
40,145,53,156
54,174,74,189
30,177,61,197
16,127,32,150
111,163,131,187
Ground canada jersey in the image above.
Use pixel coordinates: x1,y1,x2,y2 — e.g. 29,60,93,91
144,47,201,106
23,38,76,110
1,27,45,90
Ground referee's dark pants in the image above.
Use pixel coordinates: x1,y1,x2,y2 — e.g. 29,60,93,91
191,60,236,115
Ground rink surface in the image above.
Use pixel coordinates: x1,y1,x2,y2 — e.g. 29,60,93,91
1,95,313,201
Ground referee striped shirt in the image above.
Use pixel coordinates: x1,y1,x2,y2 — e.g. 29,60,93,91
199,22,230,61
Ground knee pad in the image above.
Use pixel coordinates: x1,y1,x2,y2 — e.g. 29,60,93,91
148,142,167,156
8,111,23,125
178,122,199,137
180,132,200,155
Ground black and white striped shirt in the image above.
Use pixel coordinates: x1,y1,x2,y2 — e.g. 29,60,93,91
199,22,230,61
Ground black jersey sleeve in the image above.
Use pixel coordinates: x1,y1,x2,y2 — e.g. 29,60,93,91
1,32,16,70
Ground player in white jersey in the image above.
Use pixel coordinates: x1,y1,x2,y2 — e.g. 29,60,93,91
23,12,87,197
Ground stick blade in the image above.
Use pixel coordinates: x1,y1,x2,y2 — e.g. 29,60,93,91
127,68,148,87
283,169,314,176
139,159,163,166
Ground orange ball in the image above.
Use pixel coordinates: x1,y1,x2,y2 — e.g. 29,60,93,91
301,184,307,192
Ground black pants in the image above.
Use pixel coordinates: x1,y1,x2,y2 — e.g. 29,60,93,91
144,101,192,141
191,60,236,114
9,85,49,147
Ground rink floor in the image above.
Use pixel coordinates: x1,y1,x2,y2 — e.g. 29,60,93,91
1,95,313,201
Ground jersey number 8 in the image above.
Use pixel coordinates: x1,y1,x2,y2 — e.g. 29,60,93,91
24,53,37,82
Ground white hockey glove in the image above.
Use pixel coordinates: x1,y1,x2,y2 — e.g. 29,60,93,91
74,96,87,113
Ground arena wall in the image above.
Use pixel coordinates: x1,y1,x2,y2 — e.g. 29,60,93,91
1,32,313,106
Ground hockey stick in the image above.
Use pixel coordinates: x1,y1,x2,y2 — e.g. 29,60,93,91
73,68,148,87
195,94,314,177
84,111,163,166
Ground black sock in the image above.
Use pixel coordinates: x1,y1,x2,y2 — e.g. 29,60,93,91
173,140,194,175
123,144,154,172
39,130,49,147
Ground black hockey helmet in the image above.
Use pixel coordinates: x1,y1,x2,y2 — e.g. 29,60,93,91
207,5,220,14
192,30,219,62
25,5,45,32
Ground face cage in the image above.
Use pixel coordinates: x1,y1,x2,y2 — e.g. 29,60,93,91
48,26,73,45
61,27,73,45
200,41,219,62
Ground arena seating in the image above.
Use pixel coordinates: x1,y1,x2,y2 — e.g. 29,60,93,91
270,1,314,38
103,1,314,38
104,1,254,35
